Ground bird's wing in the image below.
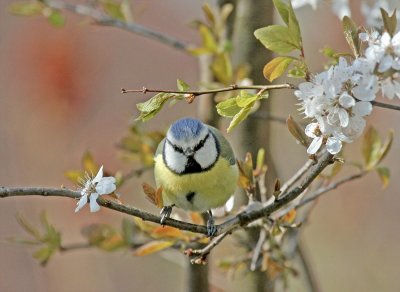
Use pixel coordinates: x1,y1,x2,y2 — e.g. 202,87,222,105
208,126,236,165
155,138,166,157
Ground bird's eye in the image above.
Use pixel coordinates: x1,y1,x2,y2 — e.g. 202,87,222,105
194,133,210,152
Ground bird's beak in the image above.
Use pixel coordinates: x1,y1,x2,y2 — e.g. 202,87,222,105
184,148,194,156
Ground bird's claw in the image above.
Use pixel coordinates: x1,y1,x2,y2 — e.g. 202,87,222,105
206,210,217,237
160,205,173,225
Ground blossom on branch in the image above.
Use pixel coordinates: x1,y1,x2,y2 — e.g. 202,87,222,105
75,166,116,213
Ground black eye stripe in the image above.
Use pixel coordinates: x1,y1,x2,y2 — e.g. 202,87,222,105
193,133,210,152
166,133,210,155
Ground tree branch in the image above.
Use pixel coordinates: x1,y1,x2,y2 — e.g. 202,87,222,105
187,231,231,264
43,0,189,51
0,152,333,237
280,159,315,195
297,171,366,208
371,100,400,111
121,83,297,96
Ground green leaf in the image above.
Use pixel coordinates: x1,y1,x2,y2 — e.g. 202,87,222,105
8,2,43,16
216,98,241,117
235,91,261,108
16,213,42,240
256,148,266,171
101,0,125,21
287,1,302,46
82,150,99,175
211,53,232,85
47,10,65,27
254,25,301,53
263,56,295,81
342,16,360,57
362,126,382,170
202,4,215,26
33,246,52,266
227,106,252,133
136,93,175,122
199,24,218,53
381,8,397,37
376,167,390,189
272,0,290,25
177,79,190,91
376,129,394,165
287,65,307,78
286,115,309,147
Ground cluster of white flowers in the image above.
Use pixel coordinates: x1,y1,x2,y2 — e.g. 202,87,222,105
361,0,400,30
296,25,400,155
360,30,400,99
75,166,117,213
295,58,375,155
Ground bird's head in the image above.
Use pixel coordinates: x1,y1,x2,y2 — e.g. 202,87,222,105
164,118,219,174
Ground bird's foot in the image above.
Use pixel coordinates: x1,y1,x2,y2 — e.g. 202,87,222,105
160,205,174,225
206,210,217,237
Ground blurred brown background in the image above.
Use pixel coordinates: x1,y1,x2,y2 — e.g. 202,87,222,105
0,0,399,291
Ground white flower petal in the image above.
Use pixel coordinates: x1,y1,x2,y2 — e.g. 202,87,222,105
381,32,391,47
307,136,323,155
339,93,355,108
93,166,104,183
89,193,101,212
96,177,116,195
326,137,342,154
75,195,88,213
338,108,349,127
353,101,372,116
305,123,319,138
378,55,394,72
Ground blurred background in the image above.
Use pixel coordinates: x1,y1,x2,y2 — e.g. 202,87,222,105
0,0,399,291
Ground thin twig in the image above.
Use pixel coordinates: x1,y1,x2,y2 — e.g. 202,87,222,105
371,100,400,111
121,83,297,96
43,0,189,51
250,228,267,271
188,231,231,264
296,242,321,292
297,171,365,208
280,159,315,195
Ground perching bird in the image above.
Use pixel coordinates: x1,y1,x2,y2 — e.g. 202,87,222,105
154,117,238,236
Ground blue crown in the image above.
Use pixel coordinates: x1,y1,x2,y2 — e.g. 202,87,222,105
169,118,205,140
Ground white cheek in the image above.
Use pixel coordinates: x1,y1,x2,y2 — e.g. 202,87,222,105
164,143,187,173
194,136,218,169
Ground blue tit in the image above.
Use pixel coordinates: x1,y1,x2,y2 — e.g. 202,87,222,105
154,117,238,236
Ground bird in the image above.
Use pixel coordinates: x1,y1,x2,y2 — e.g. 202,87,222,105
154,117,238,237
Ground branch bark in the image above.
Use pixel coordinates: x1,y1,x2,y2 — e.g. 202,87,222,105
43,0,189,51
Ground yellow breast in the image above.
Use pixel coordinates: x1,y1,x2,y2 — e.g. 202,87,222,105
154,154,238,212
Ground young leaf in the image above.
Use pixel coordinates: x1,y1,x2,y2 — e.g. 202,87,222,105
376,167,390,189
190,212,205,225
134,240,174,256
362,127,382,169
82,151,99,175
286,115,309,147
376,129,394,165
136,93,175,122
263,56,295,81
342,16,360,57
211,53,233,85
151,226,188,241
33,246,52,266
142,183,163,208
101,0,125,21
287,1,302,46
216,98,241,117
227,106,252,133
16,213,42,241
254,25,301,53
272,0,290,25
235,91,260,108
381,8,397,37
199,24,218,53
202,4,215,26
47,10,65,27
177,79,190,91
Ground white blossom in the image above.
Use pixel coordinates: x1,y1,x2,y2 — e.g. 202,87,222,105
292,0,350,18
296,57,377,155
75,166,117,213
